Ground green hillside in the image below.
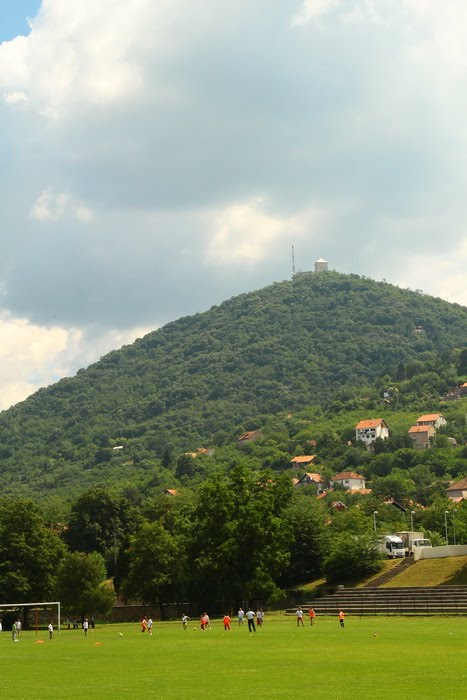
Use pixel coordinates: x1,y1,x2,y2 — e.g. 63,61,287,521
0,271,465,500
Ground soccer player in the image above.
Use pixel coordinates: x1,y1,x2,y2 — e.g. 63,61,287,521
141,616,147,633
339,610,345,628
256,609,264,627
83,618,89,636
181,614,189,630
308,608,316,626
223,613,231,631
238,608,244,625
48,621,54,639
147,617,153,635
296,607,304,627
245,608,256,633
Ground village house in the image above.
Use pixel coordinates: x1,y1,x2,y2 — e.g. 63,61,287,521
294,472,327,494
237,430,263,447
355,418,389,447
415,413,447,430
446,477,467,502
330,471,367,491
290,455,316,468
408,425,435,449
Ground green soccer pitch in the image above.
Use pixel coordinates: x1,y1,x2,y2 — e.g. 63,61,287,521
2,616,467,699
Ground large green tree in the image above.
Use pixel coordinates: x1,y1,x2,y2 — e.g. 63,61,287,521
56,551,115,618
280,494,329,585
65,486,139,574
0,498,65,603
187,466,292,605
123,522,184,617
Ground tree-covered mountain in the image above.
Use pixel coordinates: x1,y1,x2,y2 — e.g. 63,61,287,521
0,270,465,502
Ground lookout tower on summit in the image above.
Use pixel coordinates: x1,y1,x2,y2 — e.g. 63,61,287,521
314,258,328,272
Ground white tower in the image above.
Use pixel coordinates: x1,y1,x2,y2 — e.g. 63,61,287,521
314,258,328,272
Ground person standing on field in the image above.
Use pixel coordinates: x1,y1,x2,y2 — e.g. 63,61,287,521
245,608,256,633
238,608,244,625
296,607,304,627
223,613,231,631
339,610,345,628
147,617,153,635
83,618,89,636
308,608,316,625
256,609,264,627
48,622,53,639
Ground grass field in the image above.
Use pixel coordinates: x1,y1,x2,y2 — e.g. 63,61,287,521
3,616,467,699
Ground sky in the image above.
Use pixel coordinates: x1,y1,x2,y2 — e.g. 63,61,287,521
0,0,466,410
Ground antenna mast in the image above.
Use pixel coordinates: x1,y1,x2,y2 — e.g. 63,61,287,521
292,245,296,275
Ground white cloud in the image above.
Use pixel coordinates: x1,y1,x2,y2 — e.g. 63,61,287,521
393,237,467,307
291,0,339,26
204,198,323,265
30,189,93,222
0,0,150,119
3,91,29,105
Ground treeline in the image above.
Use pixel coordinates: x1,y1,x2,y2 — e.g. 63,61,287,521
4,456,467,618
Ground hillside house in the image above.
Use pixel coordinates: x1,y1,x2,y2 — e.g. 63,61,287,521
330,471,366,491
294,472,326,494
355,419,389,447
290,455,316,468
415,413,447,430
408,425,435,449
237,430,263,448
446,478,467,502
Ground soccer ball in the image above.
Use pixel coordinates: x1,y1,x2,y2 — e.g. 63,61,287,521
119,633,123,637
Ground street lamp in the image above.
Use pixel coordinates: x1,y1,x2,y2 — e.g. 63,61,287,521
453,510,457,546
373,510,378,532
410,510,415,531
444,510,449,545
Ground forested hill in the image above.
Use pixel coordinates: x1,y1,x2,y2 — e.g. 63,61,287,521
0,271,466,500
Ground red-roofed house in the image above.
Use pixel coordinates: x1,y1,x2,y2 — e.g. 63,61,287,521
331,471,366,491
355,419,389,447
237,430,263,447
446,478,467,502
165,489,178,497
290,455,316,468
416,414,447,430
408,425,435,449
294,472,327,494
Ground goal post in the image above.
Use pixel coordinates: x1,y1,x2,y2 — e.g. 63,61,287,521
0,601,61,634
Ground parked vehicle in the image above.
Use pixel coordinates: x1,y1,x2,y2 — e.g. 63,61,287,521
395,531,432,557
379,535,406,558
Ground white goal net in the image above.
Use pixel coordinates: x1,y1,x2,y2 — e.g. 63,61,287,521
0,601,61,634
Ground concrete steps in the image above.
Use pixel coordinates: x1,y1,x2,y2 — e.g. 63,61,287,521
362,558,415,588
289,586,467,616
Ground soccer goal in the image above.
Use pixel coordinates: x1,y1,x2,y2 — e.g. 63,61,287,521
0,601,61,634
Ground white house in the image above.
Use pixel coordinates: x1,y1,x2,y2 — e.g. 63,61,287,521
330,471,366,491
415,414,447,430
294,472,327,494
355,418,389,446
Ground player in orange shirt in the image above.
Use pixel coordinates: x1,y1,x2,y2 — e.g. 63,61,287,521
308,608,316,626
223,614,231,631
339,610,345,628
